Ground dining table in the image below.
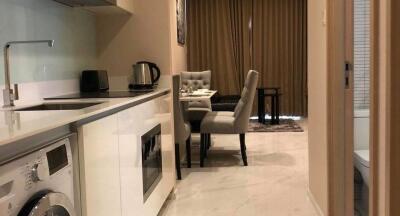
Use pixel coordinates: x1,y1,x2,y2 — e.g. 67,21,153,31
179,89,217,134
179,89,217,124
179,89,218,102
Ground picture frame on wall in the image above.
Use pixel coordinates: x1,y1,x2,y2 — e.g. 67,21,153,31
176,0,186,45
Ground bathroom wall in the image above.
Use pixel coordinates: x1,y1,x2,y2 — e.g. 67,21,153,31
307,0,329,214
354,0,371,110
353,0,371,151
354,110,370,150
0,0,97,100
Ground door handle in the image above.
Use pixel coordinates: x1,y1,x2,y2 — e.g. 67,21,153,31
345,61,352,89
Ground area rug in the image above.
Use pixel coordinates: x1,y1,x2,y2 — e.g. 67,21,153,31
248,119,304,132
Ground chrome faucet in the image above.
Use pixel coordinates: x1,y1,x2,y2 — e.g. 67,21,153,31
3,40,54,107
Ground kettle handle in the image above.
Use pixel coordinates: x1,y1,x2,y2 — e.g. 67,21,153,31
150,64,161,84
136,61,161,84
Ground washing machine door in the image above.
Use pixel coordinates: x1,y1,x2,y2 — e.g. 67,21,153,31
22,192,75,216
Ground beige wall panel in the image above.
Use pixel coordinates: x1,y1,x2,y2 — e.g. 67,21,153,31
307,0,329,214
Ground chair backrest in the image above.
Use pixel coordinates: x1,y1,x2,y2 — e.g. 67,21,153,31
181,70,211,90
172,75,187,143
233,70,259,133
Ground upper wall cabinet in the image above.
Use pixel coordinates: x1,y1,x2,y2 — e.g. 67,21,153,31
53,0,133,15
54,0,116,7
113,0,134,13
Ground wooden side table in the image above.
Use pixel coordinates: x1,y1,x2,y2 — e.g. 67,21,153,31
257,87,282,125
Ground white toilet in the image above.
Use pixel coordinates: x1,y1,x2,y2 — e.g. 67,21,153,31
354,109,370,187
354,150,370,187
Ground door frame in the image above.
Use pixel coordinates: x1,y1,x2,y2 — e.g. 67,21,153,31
388,0,400,215
326,0,379,215
370,0,380,214
326,0,347,215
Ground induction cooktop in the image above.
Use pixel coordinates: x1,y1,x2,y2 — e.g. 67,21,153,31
45,90,154,100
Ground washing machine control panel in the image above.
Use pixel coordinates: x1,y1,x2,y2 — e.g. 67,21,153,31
19,157,49,190
23,142,70,186
30,159,49,183
11,139,71,191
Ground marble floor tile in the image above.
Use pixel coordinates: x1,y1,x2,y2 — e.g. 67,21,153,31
160,120,318,216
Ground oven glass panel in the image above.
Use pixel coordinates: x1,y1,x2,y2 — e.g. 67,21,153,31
46,144,68,175
142,124,162,202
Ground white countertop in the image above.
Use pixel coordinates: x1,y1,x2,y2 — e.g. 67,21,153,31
0,88,170,147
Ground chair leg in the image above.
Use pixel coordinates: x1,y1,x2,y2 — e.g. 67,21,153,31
239,134,248,166
200,134,206,167
204,133,209,158
175,143,182,180
207,134,211,149
186,135,191,168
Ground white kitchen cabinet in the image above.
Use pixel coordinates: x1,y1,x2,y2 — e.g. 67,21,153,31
78,93,174,216
117,105,149,215
143,94,174,216
78,114,121,216
117,93,174,216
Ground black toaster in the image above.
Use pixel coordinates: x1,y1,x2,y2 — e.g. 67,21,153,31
80,70,109,92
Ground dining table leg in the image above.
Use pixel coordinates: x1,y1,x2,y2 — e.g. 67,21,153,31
271,95,276,124
257,89,265,124
276,94,280,124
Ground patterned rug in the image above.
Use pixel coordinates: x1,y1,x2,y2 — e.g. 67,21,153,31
248,119,304,132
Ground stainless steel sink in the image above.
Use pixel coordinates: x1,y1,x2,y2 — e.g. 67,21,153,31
15,102,103,111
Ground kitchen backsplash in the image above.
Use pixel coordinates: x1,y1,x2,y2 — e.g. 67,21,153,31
0,0,97,85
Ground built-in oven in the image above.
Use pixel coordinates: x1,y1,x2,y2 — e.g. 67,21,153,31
141,124,162,202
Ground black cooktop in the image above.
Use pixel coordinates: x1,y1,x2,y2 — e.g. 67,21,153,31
45,90,154,100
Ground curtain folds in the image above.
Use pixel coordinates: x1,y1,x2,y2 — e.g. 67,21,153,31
187,0,308,116
252,0,308,116
187,0,242,95
228,0,252,89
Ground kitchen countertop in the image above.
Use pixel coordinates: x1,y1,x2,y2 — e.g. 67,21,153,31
0,88,170,147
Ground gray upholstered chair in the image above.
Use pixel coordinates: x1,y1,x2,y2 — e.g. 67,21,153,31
181,71,212,121
199,70,259,167
172,75,192,180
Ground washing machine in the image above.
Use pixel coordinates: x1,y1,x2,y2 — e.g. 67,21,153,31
0,136,76,216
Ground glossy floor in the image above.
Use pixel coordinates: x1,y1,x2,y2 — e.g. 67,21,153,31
160,120,318,216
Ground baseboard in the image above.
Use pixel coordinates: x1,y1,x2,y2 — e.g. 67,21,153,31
307,188,325,216
158,187,176,215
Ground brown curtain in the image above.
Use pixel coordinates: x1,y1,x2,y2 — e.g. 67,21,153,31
228,0,252,88
252,0,308,116
187,0,307,116
187,0,243,95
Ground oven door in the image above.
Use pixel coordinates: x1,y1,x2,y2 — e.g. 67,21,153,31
19,192,75,216
142,124,162,202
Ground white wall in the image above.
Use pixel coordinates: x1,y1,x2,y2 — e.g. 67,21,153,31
97,0,174,77
0,0,185,99
0,0,97,84
97,0,187,90
308,0,329,214
169,0,187,74
0,0,97,102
